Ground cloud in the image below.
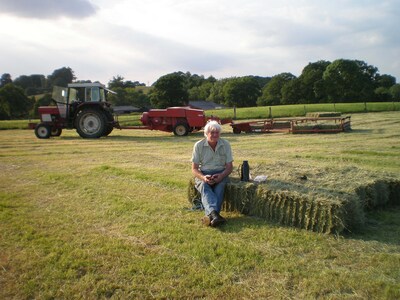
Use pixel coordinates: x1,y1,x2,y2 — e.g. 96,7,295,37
1,0,399,84
0,0,97,19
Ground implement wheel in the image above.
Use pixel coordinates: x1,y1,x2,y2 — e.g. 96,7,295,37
35,123,51,139
173,123,189,136
75,108,106,138
233,127,241,134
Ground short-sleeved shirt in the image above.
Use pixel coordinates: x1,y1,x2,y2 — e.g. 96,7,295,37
191,138,233,172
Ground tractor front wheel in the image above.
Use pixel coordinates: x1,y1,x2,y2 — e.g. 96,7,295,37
75,108,106,138
35,123,51,139
173,123,189,136
51,127,62,136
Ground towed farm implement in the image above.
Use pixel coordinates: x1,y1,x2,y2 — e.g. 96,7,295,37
230,115,351,134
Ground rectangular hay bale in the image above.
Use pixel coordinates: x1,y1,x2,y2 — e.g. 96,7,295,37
187,178,400,234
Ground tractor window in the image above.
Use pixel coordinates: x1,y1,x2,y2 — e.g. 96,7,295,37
69,88,78,101
52,86,68,104
99,88,106,101
86,87,100,102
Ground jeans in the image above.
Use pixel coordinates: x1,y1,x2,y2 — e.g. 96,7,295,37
194,169,229,216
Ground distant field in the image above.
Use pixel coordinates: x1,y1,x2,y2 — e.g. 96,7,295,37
1,111,399,299
208,101,400,120
2,101,399,129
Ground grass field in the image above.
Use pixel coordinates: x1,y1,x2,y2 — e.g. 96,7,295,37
1,111,400,299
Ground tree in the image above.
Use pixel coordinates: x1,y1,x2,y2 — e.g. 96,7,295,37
376,74,396,88
108,87,150,108
390,84,400,101
0,83,34,119
1,73,12,87
47,67,75,87
281,78,303,104
150,72,188,108
14,74,46,95
322,59,377,102
208,78,228,104
108,75,146,90
188,81,214,101
222,76,261,107
374,87,392,102
297,60,331,103
257,73,296,106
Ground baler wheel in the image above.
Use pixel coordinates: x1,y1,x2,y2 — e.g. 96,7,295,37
75,108,106,138
233,127,241,134
35,123,51,139
173,123,189,136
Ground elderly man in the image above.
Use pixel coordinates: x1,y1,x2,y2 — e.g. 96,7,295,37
191,120,233,227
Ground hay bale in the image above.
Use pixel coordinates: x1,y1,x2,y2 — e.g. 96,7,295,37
355,180,397,210
221,179,350,234
187,177,400,234
306,112,342,118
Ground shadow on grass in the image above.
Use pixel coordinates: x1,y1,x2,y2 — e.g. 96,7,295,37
196,206,400,246
344,206,400,245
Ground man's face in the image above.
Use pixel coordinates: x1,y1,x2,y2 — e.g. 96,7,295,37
207,129,220,144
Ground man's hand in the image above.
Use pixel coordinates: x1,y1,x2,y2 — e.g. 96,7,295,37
204,174,216,185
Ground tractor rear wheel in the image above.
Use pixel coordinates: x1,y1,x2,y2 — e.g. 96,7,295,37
173,123,189,136
102,125,113,136
75,108,106,138
102,111,114,136
35,123,51,139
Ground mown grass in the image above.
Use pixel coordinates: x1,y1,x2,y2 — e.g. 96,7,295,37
1,112,400,299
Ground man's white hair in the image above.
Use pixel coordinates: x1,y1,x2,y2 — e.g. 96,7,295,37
204,120,222,137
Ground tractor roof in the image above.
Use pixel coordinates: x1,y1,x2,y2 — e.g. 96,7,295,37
68,82,106,88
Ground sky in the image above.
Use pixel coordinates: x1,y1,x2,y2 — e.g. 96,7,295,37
1,0,399,86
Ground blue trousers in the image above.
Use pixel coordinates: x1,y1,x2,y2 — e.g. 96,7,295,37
194,169,229,216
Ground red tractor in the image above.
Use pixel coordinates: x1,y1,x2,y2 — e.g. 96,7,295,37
30,83,115,139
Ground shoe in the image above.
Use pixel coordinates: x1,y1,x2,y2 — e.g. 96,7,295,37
209,210,226,227
201,216,211,226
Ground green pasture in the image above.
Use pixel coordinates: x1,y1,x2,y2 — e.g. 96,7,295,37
1,111,400,299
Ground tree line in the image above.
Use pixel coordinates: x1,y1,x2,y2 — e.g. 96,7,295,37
1,59,399,120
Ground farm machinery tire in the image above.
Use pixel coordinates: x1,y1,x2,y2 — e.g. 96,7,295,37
173,123,189,136
75,108,107,138
35,123,51,139
232,127,241,134
51,128,62,137
102,111,114,136
103,125,113,137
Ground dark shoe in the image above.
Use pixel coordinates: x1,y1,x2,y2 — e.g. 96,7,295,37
209,210,226,227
